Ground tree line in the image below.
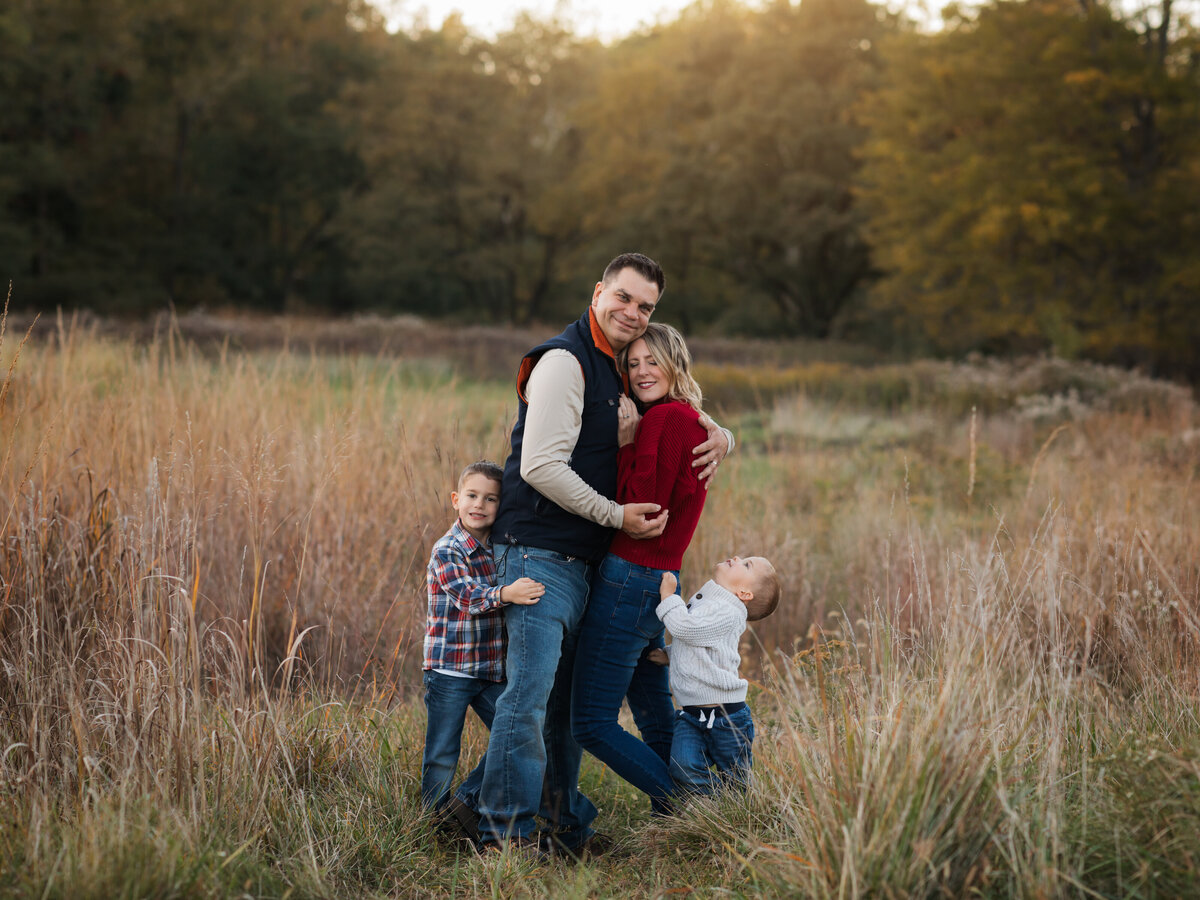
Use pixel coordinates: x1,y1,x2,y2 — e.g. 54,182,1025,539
2,0,1197,375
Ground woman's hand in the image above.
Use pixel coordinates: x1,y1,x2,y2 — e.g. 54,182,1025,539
617,395,641,447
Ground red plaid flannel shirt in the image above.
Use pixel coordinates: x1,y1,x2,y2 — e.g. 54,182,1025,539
422,519,506,681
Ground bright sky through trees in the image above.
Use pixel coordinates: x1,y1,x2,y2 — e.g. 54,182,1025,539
382,0,702,40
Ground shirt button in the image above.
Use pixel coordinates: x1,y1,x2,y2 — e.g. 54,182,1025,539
695,592,703,599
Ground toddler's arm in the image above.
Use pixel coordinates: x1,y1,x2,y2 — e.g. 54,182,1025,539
656,590,741,648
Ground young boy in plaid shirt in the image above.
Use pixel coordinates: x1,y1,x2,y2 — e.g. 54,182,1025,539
422,461,544,828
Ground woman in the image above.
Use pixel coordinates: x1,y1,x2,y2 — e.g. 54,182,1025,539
571,322,710,813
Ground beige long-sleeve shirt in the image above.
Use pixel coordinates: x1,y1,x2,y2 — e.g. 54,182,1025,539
520,349,733,529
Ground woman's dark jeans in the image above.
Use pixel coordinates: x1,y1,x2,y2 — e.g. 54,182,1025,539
571,553,677,813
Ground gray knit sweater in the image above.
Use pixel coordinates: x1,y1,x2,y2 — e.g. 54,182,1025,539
655,579,748,707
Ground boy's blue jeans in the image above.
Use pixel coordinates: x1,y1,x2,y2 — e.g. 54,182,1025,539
478,544,598,847
669,703,755,796
571,554,677,813
420,670,503,809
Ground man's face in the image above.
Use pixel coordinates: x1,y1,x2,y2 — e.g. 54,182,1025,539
591,267,660,352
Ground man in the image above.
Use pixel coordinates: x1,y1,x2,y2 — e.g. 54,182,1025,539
477,252,730,855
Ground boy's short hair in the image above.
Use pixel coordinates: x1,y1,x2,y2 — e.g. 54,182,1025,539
746,563,781,621
458,460,503,491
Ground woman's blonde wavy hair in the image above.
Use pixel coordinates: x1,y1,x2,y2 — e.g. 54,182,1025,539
620,322,704,412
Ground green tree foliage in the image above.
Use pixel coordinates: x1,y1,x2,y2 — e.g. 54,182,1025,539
693,0,886,337
1,0,383,311
1,0,888,330
336,14,601,322
180,0,379,311
1,0,1196,375
573,0,887,337
0,0,143,303
858,0,1200,375
569,0,748,331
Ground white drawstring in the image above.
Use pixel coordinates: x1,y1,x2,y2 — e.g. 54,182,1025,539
697,709,716,729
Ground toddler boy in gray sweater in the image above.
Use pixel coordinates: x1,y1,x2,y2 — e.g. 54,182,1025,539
654,555,780,796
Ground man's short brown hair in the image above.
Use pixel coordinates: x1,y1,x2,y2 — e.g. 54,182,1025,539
603,252,665,297
746,563,781,622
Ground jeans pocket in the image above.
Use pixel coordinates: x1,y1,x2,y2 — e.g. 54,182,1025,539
638,589,667,639
596,555,630,588
525,546,582,568
723,710,755,747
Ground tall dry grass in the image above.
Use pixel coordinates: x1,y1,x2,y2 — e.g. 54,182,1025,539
1,310,1198,897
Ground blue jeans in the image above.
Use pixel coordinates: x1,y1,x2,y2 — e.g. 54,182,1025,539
478,544,598,846
572,554,676,813
420,670,503,809
669,704,755,796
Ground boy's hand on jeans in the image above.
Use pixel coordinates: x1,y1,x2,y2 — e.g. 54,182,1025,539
645,648,669,667
501,577,545,605
659,571,677,598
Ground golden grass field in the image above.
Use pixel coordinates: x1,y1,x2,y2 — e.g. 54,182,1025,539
1,305,1198,898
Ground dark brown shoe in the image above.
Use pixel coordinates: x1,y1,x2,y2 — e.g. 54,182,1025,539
432,796,480,845
475,835,548,863
541,830,617,863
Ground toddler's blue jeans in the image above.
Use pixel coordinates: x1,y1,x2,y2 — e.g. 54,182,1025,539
669,702,755,796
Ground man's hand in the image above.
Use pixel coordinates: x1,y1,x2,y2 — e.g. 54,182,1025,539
645,648,669,667
621,502,668,540
692,414,731,488
659,570,678,598
500,577,545,605
617,396,640,447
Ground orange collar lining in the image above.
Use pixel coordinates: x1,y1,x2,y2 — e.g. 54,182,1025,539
515,308,628,403
588,307,616,360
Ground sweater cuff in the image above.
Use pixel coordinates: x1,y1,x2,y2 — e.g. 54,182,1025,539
655,593,685,621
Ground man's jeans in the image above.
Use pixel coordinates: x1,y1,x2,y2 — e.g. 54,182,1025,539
571,554,677,813
478,544,598,846
420,670,503,810
669,704,755,796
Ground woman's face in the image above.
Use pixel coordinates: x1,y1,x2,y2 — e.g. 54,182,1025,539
626,338,671,405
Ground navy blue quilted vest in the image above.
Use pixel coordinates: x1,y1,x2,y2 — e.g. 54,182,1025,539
493,309,623,562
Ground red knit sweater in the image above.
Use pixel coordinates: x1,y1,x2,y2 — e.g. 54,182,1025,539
608,400,708,571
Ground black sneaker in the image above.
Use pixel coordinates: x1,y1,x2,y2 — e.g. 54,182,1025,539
475,835,549,863
432,796,480,845
540,830,617,863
